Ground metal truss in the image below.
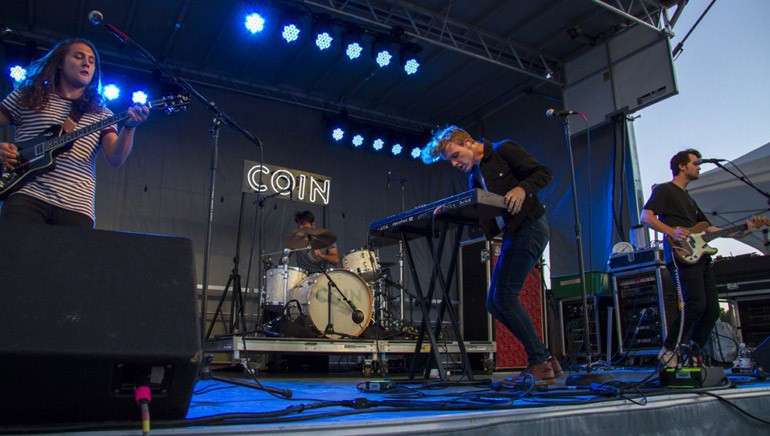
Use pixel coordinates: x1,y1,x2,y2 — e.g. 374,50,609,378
590,0,688,37
301,0,564,85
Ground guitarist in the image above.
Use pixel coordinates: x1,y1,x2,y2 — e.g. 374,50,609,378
641,149,756,368
0,38,149,228
421,125,560,384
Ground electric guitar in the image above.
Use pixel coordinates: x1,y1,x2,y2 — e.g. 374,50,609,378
669,216,770,265
0,94,190,200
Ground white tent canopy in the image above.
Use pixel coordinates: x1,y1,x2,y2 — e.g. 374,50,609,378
688,142,770,254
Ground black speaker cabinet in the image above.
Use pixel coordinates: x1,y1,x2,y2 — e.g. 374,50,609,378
0,222,201,425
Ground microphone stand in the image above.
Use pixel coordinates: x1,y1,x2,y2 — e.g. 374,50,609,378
558,114,610,386
711,161,770,207
96,17,263,342
319,268,363,338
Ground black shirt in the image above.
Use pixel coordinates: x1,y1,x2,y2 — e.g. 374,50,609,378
472,140,553,239
643,181,710,263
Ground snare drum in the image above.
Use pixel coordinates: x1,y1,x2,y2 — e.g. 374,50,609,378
265,266,307,306
290,269,373,338
342,248,379,280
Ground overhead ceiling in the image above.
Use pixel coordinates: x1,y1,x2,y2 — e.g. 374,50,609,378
0,0,686,134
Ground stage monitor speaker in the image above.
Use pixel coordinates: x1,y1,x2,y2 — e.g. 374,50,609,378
0,222,201,426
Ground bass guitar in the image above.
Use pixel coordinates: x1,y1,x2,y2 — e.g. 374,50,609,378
669,216,770,265
0,94,189,200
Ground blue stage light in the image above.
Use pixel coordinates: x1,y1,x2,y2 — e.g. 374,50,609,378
102,84,120,101
391,144,403,155
345,42,363,60
399,44,423,76
403,58,420,75
282,24,301,43
315,31,333,51
372,138,384,151
411,147,422,159
131,91,148,105
332,127,345,141
352,134,364,147
374,49,392,67
9,65,26,82
245,13,265,34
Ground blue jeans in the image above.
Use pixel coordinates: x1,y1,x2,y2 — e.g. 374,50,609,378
487,215,549,365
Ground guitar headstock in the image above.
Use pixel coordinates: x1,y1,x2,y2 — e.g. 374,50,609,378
749,216,770,229
149,94,191,114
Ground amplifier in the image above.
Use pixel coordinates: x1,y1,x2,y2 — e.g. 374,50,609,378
609,247,664,271
713,255,770,298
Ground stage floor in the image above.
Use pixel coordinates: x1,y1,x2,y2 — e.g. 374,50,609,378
4,364,769,435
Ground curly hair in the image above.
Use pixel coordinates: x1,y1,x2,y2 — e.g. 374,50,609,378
670,148,701,177
16,38,105,114
420,125,472,164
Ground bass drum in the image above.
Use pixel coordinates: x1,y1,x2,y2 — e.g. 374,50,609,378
264,266,307,306
342,248,379,280
290,269,373,338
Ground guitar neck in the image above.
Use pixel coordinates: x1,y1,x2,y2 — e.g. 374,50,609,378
42,111,130,154
702,223,748,243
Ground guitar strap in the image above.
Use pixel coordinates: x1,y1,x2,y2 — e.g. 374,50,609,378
61,104,84,135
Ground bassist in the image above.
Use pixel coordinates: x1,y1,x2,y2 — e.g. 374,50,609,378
641,149,756,368
0,38,149,228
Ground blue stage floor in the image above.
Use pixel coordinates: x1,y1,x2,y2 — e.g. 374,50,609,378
6,365,769,435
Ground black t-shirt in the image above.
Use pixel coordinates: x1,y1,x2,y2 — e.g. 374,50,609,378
643,181,710,263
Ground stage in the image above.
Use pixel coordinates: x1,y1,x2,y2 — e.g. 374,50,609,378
3,363,768,435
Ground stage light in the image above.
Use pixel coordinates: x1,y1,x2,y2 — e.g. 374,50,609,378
400,43,422,75
372,39,394,68
245,13,265,34
372,138,385,151
131,91,148,105
346,41,363,60
352,134,364,147
282,23,301,43
102,84,120,101
9,65,26,82
411,147,422,159
331,127,345,141
374,49,392,67
391,143,403,156
342,28,365,61
316,31,334,50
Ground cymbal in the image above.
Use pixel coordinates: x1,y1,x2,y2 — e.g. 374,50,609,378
283,227,337,250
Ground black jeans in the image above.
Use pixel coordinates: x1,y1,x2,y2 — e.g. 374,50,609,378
0,193,94,228
486,215,550,365
664,258,719,351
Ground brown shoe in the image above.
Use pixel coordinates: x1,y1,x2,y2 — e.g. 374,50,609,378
548,356,564,378
521,361,556,384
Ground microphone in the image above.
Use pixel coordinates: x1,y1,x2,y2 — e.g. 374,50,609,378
386,170,392,190
699,158,726,164
545,108,579,118
88,10,103,25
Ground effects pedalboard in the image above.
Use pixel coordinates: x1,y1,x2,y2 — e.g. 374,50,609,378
659,365,725,388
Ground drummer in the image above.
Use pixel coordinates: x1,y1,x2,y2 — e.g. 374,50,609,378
285,210,339,272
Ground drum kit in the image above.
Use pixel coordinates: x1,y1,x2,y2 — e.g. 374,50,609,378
259,226,403,339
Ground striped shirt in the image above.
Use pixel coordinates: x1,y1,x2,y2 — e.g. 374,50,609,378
1,89,117,221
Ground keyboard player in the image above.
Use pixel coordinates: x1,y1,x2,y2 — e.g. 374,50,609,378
421,125,561,384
